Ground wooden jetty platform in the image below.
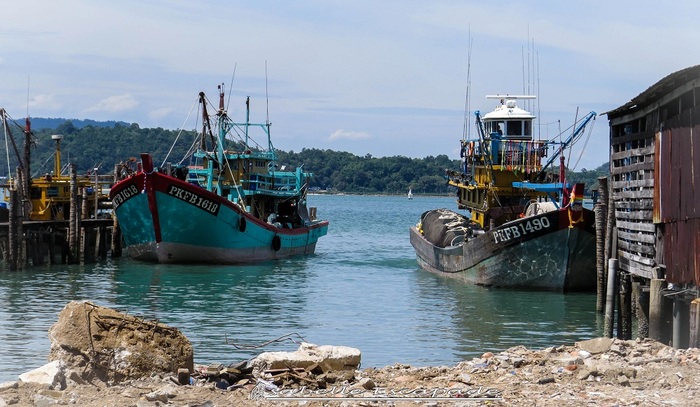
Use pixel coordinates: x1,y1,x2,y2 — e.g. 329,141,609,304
0,218,116,267
601,64,700,348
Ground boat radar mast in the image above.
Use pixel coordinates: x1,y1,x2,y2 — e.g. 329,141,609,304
51,134,63,176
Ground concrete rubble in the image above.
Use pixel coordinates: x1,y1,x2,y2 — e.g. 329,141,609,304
47,300,194,384
1,302,699,406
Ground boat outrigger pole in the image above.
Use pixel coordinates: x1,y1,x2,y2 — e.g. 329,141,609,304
537,111,596,180
473,110,495,182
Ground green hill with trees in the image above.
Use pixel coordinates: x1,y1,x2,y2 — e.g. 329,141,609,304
1,118,609,195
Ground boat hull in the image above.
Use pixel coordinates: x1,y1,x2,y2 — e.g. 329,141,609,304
110,172,329,264
410,208,596,291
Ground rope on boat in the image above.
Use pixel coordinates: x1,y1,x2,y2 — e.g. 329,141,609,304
163,96,200,167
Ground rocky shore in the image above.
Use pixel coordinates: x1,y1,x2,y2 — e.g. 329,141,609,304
1,301,698,406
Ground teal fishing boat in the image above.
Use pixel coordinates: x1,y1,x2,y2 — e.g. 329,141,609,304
109,86,329,264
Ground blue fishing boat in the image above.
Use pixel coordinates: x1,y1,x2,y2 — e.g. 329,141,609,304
410,95,597,291
109,86,329,264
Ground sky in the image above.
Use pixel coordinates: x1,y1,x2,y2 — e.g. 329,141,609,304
1,1,698,171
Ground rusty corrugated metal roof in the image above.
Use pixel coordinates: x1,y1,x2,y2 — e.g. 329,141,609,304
605,65,700,118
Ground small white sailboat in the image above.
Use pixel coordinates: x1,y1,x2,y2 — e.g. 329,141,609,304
408,188,413,200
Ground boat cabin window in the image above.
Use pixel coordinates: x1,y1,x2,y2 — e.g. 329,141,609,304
487,121,505,136
487,120,532,140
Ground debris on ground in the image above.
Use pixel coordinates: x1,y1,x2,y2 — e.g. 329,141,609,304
2,302,700,406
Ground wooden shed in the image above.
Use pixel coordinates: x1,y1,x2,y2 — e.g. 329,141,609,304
605,65,700,347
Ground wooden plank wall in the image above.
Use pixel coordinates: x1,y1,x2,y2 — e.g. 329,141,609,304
611,125,657,279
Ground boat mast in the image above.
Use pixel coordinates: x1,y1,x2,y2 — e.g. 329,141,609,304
52,134,63,176
215,85,227,162
244,97,250,148
265,61,273,153
199,92,216,152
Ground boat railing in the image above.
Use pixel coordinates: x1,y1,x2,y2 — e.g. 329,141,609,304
492,139,548,172
463,138,548,172
242,173,302,196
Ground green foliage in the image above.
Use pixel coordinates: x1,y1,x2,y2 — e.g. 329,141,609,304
276,148,455,194
0,118,610,195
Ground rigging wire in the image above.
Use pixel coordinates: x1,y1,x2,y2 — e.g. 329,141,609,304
162,96,200,167
225,332,307,350
226,64,237,111
2,111,12,177
265,61,270,127
462,28,473,141
566,108,580,169
570,115,597,171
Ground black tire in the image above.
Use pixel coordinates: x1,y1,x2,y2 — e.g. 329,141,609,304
272,235,281,251
238,217,247,232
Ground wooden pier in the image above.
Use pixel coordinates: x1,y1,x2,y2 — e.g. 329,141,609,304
599,64,700,347
0,218,116,268
0,164,121,269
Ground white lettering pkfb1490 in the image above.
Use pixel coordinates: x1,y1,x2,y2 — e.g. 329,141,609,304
493,217,551,244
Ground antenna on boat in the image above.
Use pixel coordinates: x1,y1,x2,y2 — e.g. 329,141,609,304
244,96,250,148
51,134,63,176
265,60,273,152
462,27,473,142
1,110,13,178
227,64,237,111
26,75,30,118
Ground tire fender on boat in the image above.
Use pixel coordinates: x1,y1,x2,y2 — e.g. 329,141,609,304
238,217,247,232
272,235,281,251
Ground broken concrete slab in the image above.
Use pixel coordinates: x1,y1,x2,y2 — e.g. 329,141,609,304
576,337,614,354
48,301,193,384
250,342,361,373
18,360,65,389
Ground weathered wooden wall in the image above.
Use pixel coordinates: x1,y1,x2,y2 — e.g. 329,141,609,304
610,126,656,279
607,65,700,286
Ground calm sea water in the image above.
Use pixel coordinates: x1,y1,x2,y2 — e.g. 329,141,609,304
0,194,603,382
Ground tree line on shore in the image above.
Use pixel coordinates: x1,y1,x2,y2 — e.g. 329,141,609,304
2,118,609,195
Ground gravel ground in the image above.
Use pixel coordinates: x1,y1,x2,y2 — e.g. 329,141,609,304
1,336,698,406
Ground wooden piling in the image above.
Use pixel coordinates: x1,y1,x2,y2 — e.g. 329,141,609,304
7,189,19,270
48,231,57,265
96,226,107,259
111,164,123,258
603,177,615,297
633,280,649,338
80,226,90,263
595,177,608,313
69,165,78,263
690,299,700,348
649,278,666,342
618,272,632,339
672,298,689,349
604,258,618,338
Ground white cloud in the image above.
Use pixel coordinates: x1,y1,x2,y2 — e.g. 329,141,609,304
148,107,176,122
27,93,61,110
329,129,371,141
85,94,139,114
